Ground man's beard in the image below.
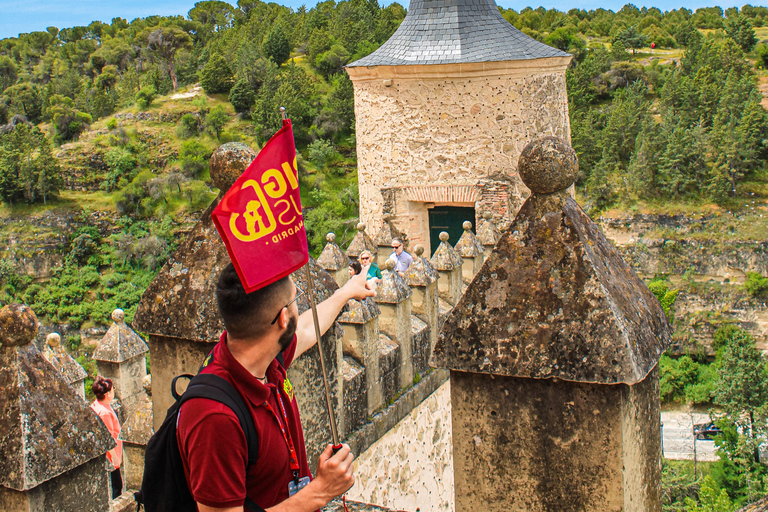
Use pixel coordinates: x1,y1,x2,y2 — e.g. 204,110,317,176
278,313,298,352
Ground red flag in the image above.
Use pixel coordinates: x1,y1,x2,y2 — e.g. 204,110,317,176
212,119,308,293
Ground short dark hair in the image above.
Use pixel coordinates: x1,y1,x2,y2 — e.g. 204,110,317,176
216,263,293,339
92,376,113,401
349,260,362,275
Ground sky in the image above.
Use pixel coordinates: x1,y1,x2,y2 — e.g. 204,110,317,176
0,0,761,40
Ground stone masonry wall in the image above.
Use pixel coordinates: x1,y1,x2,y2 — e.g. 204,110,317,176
348,381,454,512
349,60,571,236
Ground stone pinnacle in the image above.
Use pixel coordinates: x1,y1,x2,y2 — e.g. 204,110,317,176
0,303,38,347
518,136,578,195
210,142,258,192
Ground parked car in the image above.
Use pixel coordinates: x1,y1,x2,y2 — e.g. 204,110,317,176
693,421,722,440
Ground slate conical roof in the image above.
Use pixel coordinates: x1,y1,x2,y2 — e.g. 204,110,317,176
347,0,569,68
431,137,671,385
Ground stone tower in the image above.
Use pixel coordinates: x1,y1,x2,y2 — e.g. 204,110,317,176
346,0,572,254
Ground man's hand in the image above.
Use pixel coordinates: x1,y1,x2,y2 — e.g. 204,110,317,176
197,445,356,512
349,267,376,300
311,443,355,500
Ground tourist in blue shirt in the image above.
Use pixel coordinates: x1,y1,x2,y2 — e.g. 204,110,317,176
387,237,413,276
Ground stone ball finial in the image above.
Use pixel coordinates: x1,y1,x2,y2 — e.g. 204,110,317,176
326,233,336,243
112,309,125,323
463,221,472,231
439,232,449,242
143,374,152,396
0,304,39,347
46,332,61,348
357,222,366,232
382,213,391,221
483,211,492,220
385,259,395,271
518,136,578,195
414,244,425,257
209,142,258,192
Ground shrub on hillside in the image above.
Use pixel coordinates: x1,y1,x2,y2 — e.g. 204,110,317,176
201,55,234,94
205,105,228,139
229,78,255,114
178,140,210,177
177,113,200,138
136,86,157,109
647,278,679,321
744,272,768,297
307,139,337,168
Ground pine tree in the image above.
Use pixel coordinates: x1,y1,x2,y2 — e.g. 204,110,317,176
263,26,291,66
715,328,768,463
200,54,234,94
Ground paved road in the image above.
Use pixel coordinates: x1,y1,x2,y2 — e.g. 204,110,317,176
661,410,718,461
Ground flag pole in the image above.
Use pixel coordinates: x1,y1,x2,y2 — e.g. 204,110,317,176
280,107,341,448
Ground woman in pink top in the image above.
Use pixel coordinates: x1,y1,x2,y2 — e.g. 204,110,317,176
90,376,123,498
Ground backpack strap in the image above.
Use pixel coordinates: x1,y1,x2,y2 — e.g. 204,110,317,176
179,374,259,468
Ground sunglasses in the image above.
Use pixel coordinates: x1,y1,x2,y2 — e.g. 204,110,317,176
392,245,401,249
270,285,305,325
360,256,370,260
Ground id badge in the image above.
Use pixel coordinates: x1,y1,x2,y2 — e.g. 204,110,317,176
288,476,310,497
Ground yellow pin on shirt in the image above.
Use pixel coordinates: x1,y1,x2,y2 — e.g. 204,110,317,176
283,377,294,400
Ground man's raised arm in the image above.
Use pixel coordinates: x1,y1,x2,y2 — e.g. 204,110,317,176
295,270,375,358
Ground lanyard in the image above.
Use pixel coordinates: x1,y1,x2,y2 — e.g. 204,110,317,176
262,386,301,477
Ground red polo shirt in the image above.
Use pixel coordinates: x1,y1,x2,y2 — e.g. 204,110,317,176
177,332,312,509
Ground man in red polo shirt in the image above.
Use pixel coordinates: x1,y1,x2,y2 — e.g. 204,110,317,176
177,262,375,512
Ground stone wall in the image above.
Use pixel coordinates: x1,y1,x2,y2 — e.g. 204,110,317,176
348,381,454,512
348,59,571,251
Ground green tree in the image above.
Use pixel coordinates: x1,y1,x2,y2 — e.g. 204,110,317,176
205,104,228,139
200,54,234,94
136,86,157,109
725,14,757,53
229,78,255,114
262,26,291,66
683,476,735,512
714,328,768,462
48,94,92,142
0,123,62,204
141,24,193,91
0,56,17,92
614,25,648,55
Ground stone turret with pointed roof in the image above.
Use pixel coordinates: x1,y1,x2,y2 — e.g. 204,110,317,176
0,304,114,512
43,332,88,399
432,137,670,511
346,0,572,255
93,308,149,419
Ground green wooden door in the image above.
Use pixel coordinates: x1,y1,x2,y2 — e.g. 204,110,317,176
428,206,475,256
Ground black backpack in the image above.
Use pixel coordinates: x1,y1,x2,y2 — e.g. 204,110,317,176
135,373,264,512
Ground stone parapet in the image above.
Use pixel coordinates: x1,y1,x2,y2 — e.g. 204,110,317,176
453,221,484,285
318,233,351,287
433,137,671,511
120,375,153,491
43,332,88,400
94,309,149,419
0,304,114,512
430,233,463,306
376,260,414,389
346,223,377,262
405,245,439,354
